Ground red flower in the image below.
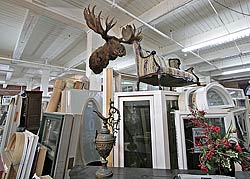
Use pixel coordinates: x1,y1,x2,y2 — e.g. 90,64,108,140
195,141,203,146
222,139,230,149
235,144,242,152
210,125,220,133
206,150,215,160
198,164,208,172
190,108,250,172
199,110,206,115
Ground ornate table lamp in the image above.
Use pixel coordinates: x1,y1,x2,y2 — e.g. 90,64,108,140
94,101,121,178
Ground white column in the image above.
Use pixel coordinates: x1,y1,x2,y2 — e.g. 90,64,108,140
40,69,50,96
26,78,33,90
86,30,105,91
205,76,211,84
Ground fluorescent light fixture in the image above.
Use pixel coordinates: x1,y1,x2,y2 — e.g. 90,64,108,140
182,28,250,52
229,91,235,95
222,67,250,75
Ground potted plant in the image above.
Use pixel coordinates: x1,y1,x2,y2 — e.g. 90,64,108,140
189,108,250,176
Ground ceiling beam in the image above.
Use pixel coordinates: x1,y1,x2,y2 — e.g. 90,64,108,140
3,84,8,88
13,10,39,60
6,72,12,81
0,56,82,73
0,65,13,83
4,0,87,31
127,0,194,28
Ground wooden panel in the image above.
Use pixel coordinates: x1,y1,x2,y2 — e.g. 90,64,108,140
20,91,42,134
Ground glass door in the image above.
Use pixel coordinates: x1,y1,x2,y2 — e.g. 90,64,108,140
118,96,154,168
123,100,152,168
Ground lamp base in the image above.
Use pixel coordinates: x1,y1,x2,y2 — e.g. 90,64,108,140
95,160,113,178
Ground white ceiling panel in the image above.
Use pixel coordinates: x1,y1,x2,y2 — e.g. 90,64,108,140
0,1,26,55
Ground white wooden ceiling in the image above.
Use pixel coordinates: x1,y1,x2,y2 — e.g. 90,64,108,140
0,0,250,88
0,1,27,56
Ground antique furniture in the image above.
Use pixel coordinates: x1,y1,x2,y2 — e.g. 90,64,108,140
20,91,42,134
133,41,200,90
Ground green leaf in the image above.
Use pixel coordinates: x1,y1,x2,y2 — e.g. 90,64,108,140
206,163,212,170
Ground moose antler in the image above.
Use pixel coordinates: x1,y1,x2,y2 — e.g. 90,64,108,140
121,24,142,44
84,5,117,41
83,5,143,74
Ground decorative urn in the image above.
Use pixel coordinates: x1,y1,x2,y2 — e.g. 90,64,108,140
94,101,121,178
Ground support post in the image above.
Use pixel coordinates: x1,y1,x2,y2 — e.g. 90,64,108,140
86,30,103,91
103,68,114,166
40,69,50,96
26,79,33,90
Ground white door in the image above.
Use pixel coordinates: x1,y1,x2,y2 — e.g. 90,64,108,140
114,96,156,168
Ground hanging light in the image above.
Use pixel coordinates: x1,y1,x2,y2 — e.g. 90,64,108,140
182,28,250,52
222,67,250,75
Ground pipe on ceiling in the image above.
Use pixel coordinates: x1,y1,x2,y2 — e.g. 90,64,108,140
207,0,241,54
0,56,85,73
103,0,220,70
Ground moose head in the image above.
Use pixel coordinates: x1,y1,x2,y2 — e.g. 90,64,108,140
84,5,142,74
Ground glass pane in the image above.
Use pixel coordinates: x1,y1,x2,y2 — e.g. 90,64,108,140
188,91,195,108
41,119,61,158
123,100,152,168
238,99,246,107
238,112,246,132
227,89,244,98
184,117,225,169
234,113,247,142
81,99,101,164
208,118,226,134
207,89,229,106
166,100,179,169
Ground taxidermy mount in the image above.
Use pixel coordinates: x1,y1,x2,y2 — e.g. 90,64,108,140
84,5,142,74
